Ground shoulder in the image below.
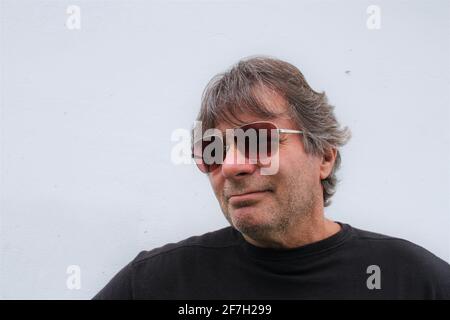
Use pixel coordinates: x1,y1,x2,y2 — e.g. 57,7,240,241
348,224,450,297
350,225,446,263
350,225,448,265
131,226,240,266
93,226,241,299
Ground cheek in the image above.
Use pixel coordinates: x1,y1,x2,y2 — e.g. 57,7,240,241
278,150,319,182
278,148,305,173
209,175,225,201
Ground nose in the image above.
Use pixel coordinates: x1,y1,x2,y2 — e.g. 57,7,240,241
220,143,257,178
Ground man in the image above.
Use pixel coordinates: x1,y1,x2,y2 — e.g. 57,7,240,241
94,56,450,299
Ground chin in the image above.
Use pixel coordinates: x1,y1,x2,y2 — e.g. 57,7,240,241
230,208,271,233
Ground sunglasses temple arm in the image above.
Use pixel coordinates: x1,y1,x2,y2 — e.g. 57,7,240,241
278,129,303,134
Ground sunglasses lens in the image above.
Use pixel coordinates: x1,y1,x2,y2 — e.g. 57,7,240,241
192,122,279,173
192,135,224,173
239,122,278,161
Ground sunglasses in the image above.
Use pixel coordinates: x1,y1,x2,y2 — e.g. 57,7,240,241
191,121,304,173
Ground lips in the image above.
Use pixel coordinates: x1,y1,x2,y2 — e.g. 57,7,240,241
227,189,272,201
227,190,272,207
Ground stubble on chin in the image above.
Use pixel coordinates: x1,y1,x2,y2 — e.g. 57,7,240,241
222,181,318,245
222,197,288,241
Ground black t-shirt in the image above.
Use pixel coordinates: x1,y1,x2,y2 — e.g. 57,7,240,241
93,222,450,299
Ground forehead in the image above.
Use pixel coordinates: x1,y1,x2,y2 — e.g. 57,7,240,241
214,113,295,133
214,88,297,131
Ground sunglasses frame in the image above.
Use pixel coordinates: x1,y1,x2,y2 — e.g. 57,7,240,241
191,121,304,173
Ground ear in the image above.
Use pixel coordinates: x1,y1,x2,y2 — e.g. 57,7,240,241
319,147,337,180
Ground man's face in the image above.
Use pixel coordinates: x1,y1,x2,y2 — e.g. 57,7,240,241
208,91,333,244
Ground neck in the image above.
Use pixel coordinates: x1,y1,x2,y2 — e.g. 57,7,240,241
242,217,341,249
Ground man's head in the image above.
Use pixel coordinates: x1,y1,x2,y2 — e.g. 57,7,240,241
194,56,351,246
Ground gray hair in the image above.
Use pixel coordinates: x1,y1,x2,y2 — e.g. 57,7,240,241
194,56,351,207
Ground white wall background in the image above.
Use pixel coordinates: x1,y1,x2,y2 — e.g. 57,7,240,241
0,0,449,299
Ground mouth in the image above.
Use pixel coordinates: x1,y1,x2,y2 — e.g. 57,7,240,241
227,189,272,205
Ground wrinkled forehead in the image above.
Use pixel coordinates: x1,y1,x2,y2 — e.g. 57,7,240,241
211,87,293,132
192,85,300,146
213,110,289,133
